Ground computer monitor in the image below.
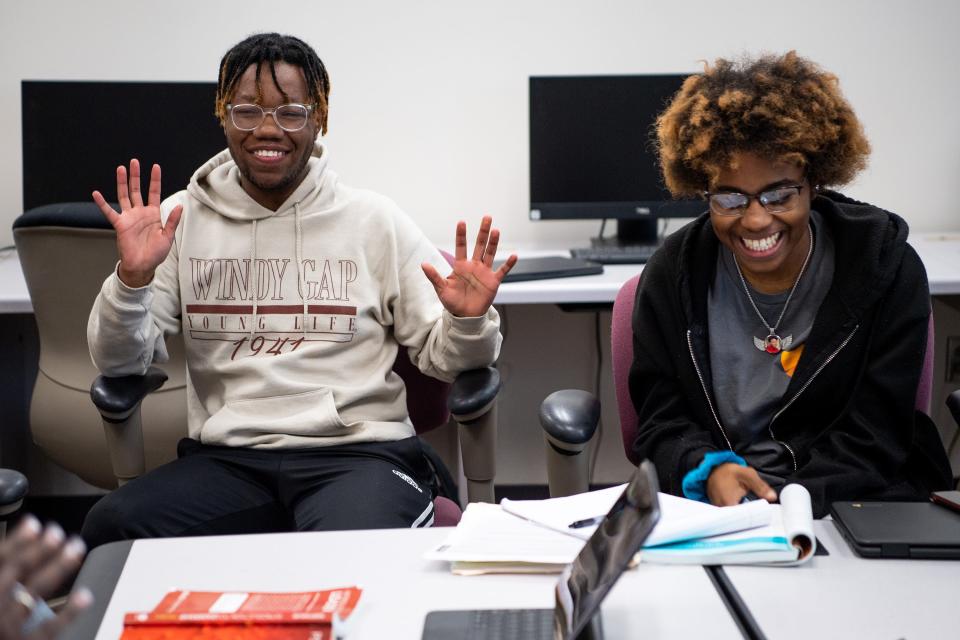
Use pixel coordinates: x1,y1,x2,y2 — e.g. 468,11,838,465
22,81,225,211
529,74,705,247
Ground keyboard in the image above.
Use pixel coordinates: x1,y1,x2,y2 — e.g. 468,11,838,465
422,609,555,640
569,244,658,264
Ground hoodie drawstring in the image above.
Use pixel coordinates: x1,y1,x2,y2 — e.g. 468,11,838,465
250,219,258,337
295,202,307,339
249,204,307,339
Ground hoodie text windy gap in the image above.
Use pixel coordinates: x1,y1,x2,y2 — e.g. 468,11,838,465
88,143,502,449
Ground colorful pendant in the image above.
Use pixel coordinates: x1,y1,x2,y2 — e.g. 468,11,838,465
754,334,793,354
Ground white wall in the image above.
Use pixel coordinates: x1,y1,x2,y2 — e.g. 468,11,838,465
4,1,960,491
2,0,959,248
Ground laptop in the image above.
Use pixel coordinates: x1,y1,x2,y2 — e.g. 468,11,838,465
494,256,603,283
830,500,960,559
421,460,661,640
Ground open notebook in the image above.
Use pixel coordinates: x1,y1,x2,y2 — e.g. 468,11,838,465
501,483,816,565
426,483,816,573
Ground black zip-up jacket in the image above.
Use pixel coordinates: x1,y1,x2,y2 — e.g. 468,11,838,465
628,191,952,517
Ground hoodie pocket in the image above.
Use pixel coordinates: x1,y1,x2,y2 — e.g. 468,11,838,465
203,388,357,444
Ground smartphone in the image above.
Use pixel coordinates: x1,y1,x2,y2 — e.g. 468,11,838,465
930,490,960,514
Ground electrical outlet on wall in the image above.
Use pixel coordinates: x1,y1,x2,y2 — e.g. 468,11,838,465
947,336,960,383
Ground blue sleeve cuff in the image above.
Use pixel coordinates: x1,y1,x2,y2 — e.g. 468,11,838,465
681,451,746,502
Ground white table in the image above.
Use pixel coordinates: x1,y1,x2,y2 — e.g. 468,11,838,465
909,234,960,296
725,520,960,639
5,234,960,311
68,527,743,640
0,249,31,313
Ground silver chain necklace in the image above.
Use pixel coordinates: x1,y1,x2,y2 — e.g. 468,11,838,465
733,224,814,355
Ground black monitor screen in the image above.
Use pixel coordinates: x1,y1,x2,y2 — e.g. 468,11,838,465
22,81,225,211
529,74,703,225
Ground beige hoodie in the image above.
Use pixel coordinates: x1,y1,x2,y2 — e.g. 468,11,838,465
88,143,501,448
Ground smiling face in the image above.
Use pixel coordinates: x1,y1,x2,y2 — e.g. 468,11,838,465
709,151,813,294
224,62,320,211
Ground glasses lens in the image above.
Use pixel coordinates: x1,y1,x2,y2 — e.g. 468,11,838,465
759,187,800,212
231,105,263,130
275,104,309,131
710,192,749,214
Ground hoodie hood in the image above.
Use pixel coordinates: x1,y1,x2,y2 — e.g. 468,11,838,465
184,141,336,338
672,190,911,327
186,141,336,220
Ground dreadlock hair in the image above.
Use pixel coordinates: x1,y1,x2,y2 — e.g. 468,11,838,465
655,51,871,197
215,33,331,134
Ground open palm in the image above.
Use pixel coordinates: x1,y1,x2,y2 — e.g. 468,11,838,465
422,216,517,317
92,159,183,288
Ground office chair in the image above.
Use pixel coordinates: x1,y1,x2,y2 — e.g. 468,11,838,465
91,360,498,527
80,234,500,526
539,273,942,497
13,203,188,490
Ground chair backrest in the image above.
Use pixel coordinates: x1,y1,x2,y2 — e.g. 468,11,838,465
917,311,935,416
394,350,451,433
611,273,937,465
13,203,188,489
611,274,643,465
395,248,456,435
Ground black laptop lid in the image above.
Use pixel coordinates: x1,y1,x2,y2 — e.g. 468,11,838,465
494,256,603,283
556,461,661,638
830,501,960,558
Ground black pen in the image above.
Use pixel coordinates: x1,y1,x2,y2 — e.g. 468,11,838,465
568,515,604,529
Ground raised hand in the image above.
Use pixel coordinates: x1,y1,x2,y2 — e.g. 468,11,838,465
422,216,517,318
0,516,92,640
92,159,183,288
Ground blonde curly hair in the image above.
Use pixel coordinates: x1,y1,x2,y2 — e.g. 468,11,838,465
656,51,870,197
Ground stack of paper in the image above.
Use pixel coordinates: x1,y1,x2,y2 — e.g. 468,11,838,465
425,484,815,573
424,502,584,574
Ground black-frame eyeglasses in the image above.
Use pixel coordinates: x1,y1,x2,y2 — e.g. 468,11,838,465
703,184,805,216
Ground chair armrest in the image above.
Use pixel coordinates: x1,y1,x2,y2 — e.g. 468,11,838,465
0,469,28,516
540,389,600,497
540,389,600,447
947,389,960,429
448,367,500,420
90,368,168,420
89,367,168,487
449,367,501,504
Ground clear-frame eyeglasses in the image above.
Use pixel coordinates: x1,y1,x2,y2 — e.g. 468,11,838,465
226,103,315,132
703,184,805,216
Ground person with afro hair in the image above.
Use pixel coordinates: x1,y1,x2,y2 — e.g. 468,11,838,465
629,51,952,517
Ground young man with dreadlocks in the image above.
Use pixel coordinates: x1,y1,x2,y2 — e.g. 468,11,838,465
629,51,952,517
83,33,516,546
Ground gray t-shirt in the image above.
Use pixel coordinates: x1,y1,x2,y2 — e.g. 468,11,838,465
707,210,835,487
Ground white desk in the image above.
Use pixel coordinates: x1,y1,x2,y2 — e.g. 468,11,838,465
907,234,960,296
1,247,639,310
725,520,960,639
4,235,960,312
0,250,32,313
69,527,743,640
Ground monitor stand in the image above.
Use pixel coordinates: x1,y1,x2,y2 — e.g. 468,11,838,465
590,218,658,248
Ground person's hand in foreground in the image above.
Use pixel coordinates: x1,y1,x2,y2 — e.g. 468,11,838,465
0,516,92,639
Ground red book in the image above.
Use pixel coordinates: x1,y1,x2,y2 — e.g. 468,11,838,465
120,587,362,640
